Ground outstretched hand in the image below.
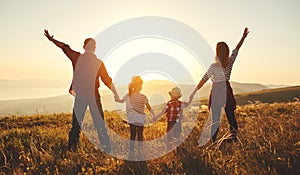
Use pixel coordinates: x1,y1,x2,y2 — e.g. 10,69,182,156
243,27,250,38
114,95,122,103
152,115,158,123
44,29,54,41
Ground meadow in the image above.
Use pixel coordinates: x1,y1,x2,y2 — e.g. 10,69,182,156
0,98,299,174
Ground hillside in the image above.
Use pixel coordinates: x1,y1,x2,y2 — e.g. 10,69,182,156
235,86,300,105
0,101,299,174
0,81,282,116
190,86,300,107
0,95,73,116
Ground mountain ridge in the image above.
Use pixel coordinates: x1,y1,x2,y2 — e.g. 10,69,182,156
0,81,298,116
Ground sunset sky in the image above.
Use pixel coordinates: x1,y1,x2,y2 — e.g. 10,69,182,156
1,0,300,87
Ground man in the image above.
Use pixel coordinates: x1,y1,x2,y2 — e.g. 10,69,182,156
44,30,120,152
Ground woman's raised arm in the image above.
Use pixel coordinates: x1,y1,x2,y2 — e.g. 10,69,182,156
235,27,249,51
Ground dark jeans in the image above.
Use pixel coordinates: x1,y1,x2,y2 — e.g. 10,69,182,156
129,124,144,151
211,104,238,141
68,96,110,151
166,121,182,149
209,81,238,142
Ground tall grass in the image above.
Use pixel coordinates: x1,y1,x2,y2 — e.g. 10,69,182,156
0,101,299,174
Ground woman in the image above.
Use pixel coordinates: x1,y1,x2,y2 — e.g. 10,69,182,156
190,28,249,142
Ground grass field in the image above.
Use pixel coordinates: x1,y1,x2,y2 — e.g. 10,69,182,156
0,99,299,174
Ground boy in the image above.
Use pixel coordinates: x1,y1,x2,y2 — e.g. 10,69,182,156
154,87,193,149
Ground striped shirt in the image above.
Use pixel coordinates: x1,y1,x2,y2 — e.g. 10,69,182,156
202,49,238,83
123,93,149,115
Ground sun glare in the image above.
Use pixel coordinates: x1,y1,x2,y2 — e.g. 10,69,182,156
102,37,206,86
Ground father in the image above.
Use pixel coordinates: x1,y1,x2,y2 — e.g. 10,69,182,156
44,30,120,152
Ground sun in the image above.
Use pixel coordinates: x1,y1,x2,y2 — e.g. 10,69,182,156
102,37,206,86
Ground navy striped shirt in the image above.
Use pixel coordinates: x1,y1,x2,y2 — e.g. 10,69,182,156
202,49,238,83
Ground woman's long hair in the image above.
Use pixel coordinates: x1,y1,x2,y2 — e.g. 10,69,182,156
216,42,230,68
128,76,143,96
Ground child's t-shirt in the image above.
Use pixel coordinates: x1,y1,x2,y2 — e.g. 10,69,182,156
123,93,148,125
163,99,189,122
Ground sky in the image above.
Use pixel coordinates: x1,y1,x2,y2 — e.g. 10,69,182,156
1,0,300,87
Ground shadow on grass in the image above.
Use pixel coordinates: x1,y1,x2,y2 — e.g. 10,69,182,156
118,160,149,175
178,146,215,175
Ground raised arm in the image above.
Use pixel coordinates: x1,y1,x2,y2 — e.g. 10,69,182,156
44,29,65,49
44,29,80,62
235,27,249,51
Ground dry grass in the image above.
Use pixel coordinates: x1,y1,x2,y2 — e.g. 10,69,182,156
0,101,299,174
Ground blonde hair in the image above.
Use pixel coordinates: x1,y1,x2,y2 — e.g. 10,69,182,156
216,42,230,68
128,76,143,96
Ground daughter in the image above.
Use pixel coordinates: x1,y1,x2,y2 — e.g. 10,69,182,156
117,76,155,158
190,28,249,142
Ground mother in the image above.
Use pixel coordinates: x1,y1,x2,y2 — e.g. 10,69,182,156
190,28,249,142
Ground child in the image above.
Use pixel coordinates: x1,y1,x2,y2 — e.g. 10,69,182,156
190,28,249,142
154,87,193,149
117,76,155,159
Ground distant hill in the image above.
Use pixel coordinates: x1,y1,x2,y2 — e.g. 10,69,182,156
235,86,300,105
230,82,270,94
0,81,297,116
0,79,69,88
265,84,290,89
0,95,73,116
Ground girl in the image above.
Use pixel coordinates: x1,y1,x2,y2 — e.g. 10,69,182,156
190,28,249,142
117,76,155,158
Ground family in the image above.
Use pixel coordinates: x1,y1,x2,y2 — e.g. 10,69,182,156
44,28,249,155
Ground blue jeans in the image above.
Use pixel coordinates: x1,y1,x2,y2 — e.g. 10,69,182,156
68,96,111,151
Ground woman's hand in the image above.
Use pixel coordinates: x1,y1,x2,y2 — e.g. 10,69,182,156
235,27,250,51
243,27,250,39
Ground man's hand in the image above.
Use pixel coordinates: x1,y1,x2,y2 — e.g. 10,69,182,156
44,29,54,41
43,29,65,48
114,95,122,103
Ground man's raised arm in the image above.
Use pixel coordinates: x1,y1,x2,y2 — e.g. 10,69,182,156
44,29,80,63
44,29,65,49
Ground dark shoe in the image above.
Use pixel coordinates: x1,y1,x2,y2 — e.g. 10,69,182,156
225,136,238,143
68,143,78,152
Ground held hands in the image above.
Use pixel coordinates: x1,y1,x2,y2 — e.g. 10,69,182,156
44,29,54,41
152,115,158,123
114,95,122,103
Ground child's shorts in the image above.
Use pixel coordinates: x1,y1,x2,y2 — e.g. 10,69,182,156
167,121,182,139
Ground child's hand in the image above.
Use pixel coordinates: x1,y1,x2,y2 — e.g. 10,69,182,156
152,116,158,123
